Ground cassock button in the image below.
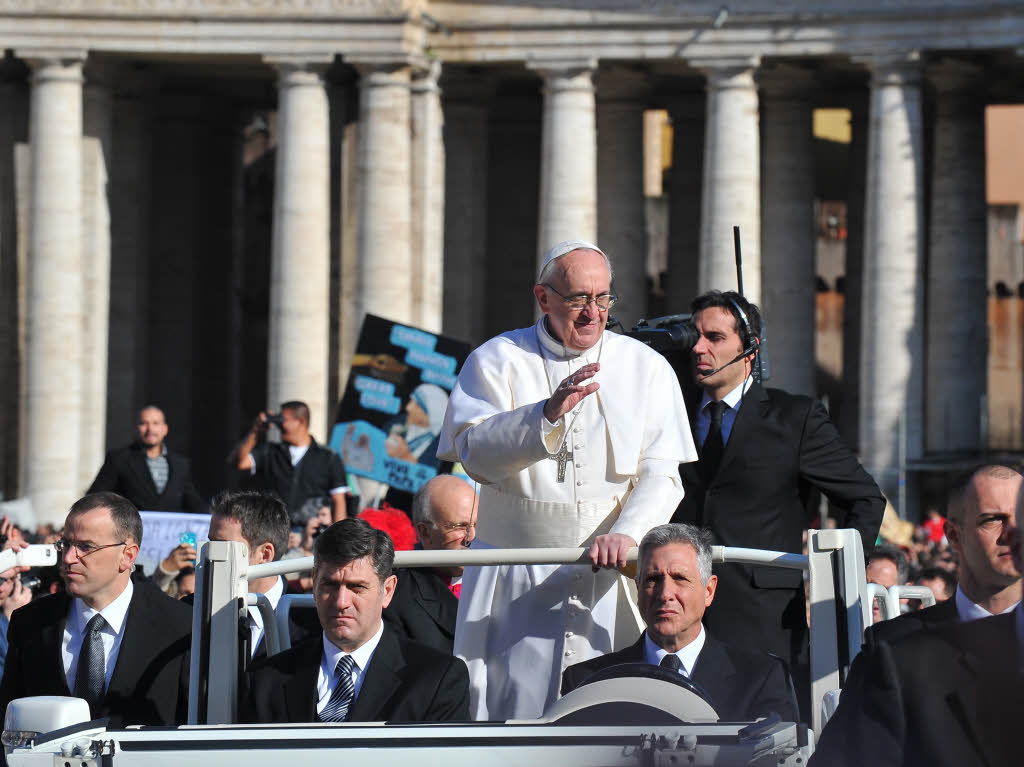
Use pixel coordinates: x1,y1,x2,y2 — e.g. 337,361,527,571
574,444,582,450
574,462,582,468
565,631,573,638
576,480,583,486
573,427,581,433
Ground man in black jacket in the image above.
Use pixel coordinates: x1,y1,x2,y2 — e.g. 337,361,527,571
242,518,468,723
89,406,206,513
0,492,192,727
672,290,884,716
383,475,477,653
814,465,1022,759
561,523,797,723
234,401,349,525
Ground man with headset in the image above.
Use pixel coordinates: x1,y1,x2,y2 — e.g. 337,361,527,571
671,290,885,718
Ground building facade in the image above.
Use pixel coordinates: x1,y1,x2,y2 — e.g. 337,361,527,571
1,0,1023,523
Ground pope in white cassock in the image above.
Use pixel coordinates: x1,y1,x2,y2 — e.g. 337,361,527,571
437,240,697,720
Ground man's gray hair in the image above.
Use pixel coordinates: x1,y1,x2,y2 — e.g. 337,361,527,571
411,481,435,527
637,523,714,585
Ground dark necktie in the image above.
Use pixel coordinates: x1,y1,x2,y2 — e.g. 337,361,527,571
660,653,683,674
74,613,107,710
700,400,728,483
319,654,356,722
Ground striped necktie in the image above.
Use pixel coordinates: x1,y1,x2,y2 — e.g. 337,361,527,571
319,654,356,722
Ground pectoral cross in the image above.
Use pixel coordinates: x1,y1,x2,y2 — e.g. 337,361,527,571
552,441,572,483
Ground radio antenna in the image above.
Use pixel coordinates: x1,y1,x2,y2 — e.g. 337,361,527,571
733,226,744,297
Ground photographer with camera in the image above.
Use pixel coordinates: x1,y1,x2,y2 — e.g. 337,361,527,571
671,290,884,719
232,400,350,525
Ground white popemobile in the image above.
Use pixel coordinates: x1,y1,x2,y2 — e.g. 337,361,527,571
2,528,932,767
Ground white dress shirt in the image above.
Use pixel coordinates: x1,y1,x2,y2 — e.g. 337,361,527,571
315,622,384,716
63,579,134,692
954,584,1020,622
643,625,707,678
248,575,285,657
696,376,753,446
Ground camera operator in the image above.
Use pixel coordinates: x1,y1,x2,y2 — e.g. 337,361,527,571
671,290,884,719
231,400,350,524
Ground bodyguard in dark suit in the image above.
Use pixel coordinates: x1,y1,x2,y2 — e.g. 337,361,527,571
0,492,192,727
242,518,469,723
816,465,1022,758
561,523,797,723
383,476,477,653
671,291,884,711
809,607,1023,766
88,406,206,513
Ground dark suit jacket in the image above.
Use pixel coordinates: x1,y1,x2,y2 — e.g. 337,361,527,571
241,624,469,723
560,631,798,723
0,580,192,727
809,612,1023,767
815,598,960,756
673,383,885,668
382,568,458,654
89,442,206,513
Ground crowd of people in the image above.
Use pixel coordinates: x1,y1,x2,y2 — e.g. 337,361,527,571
0,239,1017,767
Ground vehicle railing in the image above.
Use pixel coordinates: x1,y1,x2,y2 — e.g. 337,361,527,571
191,529,867,737
868,583,938,623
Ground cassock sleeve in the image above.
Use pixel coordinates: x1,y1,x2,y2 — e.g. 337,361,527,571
437,342,563,484
606,352,690,542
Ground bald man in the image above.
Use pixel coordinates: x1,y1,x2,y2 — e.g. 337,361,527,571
382,476,478,653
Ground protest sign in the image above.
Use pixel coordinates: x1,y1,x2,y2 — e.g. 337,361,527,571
138,511,211,577
329,315,470,495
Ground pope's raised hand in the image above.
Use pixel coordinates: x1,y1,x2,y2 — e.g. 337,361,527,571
543,363,601,424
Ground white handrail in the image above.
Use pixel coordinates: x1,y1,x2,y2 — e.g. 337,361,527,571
247,546,810,580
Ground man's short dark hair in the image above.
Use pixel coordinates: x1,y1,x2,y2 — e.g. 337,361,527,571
211,490,289,562
313,518,394,583
280,400,310,426
915,567,957,600
866,543,909,583
68,492,143,547
691,290,763,347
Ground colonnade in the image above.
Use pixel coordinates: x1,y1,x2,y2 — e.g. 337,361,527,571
6,49,994,520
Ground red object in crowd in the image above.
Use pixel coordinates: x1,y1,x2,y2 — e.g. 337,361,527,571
922,515,946,544
358,504,418,551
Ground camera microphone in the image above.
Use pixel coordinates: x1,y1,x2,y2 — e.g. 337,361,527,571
698,344,758,378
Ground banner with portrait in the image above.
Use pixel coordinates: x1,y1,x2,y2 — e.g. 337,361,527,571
329,315,470,495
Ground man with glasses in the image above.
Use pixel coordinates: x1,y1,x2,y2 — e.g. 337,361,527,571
383,475,478,653
0,492,192,726
439,240,696,719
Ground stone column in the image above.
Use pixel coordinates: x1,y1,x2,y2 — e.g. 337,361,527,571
664,88,704,310
265,58,332,438
858,56,926,506
696,60,761,303
20,53,86,524
410,62,445,333
80,66,113,493
441,72,492,344
926,60,987,453
596,65,649,328
531,60,597,269
355,61,414,325
759,64,816,396
106,73,151,449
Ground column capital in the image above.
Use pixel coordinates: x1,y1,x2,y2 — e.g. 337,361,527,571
16,50,87,83
526,58,597,81
596,64,651,103
346,55,421,76
688,56,760,84
263,55,333,80
757,62,817,98
854,52,922,87
411,59,441,94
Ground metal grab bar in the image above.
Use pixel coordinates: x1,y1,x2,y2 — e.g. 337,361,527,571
247,546,809,581
245,592,281,657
